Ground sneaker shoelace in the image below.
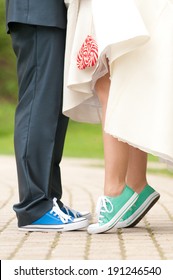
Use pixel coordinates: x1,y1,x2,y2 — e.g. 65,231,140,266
96,196,113,224
62,205,81,218
50,198,73,223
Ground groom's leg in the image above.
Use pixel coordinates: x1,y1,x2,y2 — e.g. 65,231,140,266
10,23,67,226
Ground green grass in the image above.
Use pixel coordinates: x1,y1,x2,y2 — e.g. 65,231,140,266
64,121,103,158
0,102,15,154
0,135,15,154
147,168,173,177
0,102,159,161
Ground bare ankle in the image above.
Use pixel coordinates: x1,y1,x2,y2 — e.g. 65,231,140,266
126,181,148,193
104,183,125,197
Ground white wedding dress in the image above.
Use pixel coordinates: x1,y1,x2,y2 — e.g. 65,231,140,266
63,0,173,162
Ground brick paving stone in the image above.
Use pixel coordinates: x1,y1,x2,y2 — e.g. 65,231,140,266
0,156,173,260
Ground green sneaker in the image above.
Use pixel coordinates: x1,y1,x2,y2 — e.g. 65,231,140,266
115,185,160,228
87,185,138,234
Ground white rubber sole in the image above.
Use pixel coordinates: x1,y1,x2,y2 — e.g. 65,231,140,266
18,217,89,232
80,212,92,220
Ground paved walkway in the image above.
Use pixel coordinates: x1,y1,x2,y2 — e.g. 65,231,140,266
0,156,173,260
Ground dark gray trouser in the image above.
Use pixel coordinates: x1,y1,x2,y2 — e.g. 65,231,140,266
10,23,69,227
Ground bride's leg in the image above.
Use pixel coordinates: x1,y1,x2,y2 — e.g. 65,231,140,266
126,147,148,193
87,72,138,234
95,73,129,197
116,147,160,228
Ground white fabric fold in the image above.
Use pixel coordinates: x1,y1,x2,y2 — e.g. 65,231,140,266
63,0,173,162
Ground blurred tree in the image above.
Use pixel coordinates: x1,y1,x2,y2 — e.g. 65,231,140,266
0,0,17,102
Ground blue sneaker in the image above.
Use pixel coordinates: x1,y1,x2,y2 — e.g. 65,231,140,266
19,198,89,232
61,205,92,220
